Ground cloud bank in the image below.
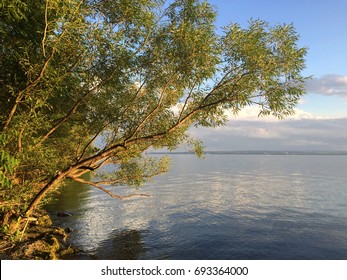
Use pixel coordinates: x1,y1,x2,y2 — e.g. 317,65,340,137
226,105,318,122
306,75,347,97
186,76,347,151
190,104,347,151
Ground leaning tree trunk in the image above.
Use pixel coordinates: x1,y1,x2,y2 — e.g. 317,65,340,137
24,173,66,217
23,144,124,216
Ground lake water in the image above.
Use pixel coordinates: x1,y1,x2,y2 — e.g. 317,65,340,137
45,154,347,259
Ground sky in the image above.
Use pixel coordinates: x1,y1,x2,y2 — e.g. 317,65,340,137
189,0,347,151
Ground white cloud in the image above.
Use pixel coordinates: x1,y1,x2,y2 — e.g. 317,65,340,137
306,74,347,97
227,105,319,122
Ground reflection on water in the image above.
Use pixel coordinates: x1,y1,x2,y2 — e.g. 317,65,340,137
92,229,145,260
45,155,347,259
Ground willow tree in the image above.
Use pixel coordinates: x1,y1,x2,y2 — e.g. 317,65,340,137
0,0,306,231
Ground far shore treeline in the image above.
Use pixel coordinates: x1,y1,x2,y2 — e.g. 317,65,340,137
150,150,347,155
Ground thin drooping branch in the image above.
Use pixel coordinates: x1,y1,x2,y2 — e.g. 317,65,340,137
126,72,178,140
178,80,198,123
42,0,49,57
2,7,78,132
76,125,106,162
2,49,56,132
3,0,84,132
35,91,91,147
36,61,129,147
70,177,150,200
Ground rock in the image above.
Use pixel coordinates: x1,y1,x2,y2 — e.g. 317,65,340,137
57,211,73,217
64,227,72,233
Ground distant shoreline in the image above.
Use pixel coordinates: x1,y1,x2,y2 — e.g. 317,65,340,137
150,151,347,156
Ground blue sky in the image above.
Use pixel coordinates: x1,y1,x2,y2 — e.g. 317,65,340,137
190,0,347,151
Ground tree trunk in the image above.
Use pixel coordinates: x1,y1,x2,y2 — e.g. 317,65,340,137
24,173,65,217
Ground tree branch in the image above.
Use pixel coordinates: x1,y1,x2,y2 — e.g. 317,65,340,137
178,80,198,123
70,177,150,200
2,48,56,132
126,72,178,141
42,0,49,57
3,0,85,132
76,125,105,162
34,85,96,148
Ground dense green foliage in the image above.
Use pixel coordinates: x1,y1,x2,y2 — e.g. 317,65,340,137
0,0,307,233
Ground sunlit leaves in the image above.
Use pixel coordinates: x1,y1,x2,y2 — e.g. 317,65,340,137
0,134,19,189
218,19,307,118
0,0,28,22
100,155,171,187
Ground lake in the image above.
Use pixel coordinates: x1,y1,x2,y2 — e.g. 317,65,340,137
45,154,347,259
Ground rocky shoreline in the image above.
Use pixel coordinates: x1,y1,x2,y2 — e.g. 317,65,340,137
0,210,77,260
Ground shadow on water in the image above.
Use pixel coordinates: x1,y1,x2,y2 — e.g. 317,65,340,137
91,229,146,260
44,177,92,217
62,229,146,260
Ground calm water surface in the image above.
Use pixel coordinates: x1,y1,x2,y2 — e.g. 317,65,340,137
45,154,347,259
